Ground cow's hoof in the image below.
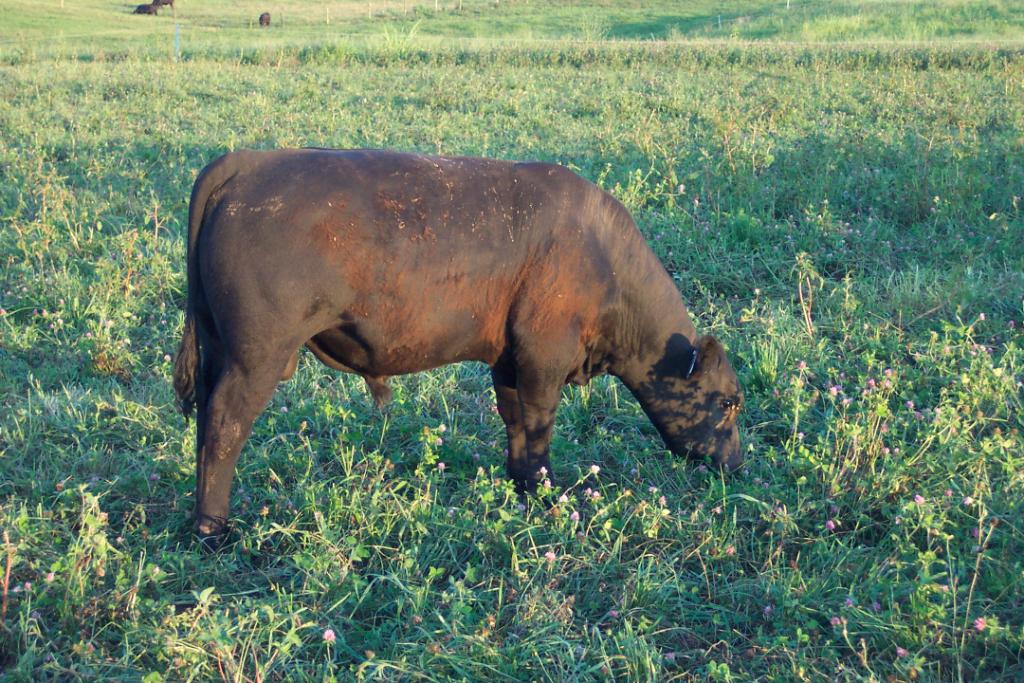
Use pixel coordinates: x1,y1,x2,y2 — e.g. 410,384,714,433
196,529,231,553
194,514,230,552
510,474,538,496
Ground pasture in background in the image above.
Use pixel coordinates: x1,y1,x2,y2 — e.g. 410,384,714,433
5,0,1024,60
1,1,1023,680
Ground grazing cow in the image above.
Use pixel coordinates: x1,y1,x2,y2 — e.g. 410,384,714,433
258,12,271,27
174,149,745,542
133,2,158,14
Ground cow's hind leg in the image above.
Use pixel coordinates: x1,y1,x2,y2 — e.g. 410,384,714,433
193,328,223,539
194,355,287,542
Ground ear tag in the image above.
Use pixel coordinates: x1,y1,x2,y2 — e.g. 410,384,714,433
685,348,698,378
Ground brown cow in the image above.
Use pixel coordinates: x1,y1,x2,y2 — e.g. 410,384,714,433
259,12,271,27
133,2,159,14
174,149,744,544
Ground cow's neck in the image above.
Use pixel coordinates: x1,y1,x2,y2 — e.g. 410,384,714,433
608,235,698,391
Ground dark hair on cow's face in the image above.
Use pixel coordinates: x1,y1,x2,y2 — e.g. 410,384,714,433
637,335,744,471
679,336,744,469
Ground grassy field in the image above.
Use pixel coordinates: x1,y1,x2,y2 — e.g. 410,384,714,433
5,0,1024,61
2,1,1024,681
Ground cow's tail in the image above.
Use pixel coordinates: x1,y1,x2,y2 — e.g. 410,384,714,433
173,152,242,419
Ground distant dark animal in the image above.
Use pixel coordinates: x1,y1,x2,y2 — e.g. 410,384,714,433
174,149,745,543
133,2,159,14
259,12,271,27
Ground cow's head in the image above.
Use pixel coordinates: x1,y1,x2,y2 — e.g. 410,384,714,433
630,334,744,471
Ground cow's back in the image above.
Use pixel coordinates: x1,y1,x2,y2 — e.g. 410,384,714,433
198,149,622,371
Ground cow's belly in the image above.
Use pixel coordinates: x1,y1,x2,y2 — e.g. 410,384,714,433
308,300,506,377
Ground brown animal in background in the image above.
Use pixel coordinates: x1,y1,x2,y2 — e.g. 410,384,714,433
174,149,745,544
133,2,159,15
259,12,271,27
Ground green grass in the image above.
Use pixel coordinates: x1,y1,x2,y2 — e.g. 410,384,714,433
4,0,1024,62
376,0,1024,42
2,3,1024,681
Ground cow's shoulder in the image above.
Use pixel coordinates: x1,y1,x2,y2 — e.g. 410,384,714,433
511,161,599,210
511,160,586,189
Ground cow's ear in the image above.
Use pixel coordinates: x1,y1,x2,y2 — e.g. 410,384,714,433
688,335,724,378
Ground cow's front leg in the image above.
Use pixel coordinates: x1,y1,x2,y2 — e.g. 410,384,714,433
509,365,562,495
491,361,529,489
